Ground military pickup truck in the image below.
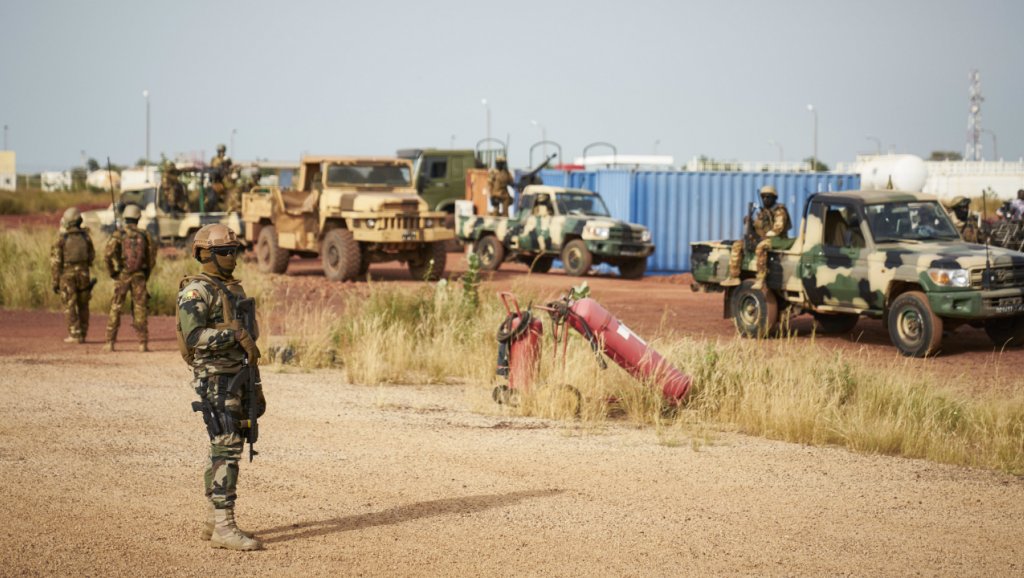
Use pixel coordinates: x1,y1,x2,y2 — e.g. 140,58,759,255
690,190,1024,356
241,156,454,281
80,167,242,248
456,185,655,278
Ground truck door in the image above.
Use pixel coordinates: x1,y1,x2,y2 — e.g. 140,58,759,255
419,155,450,210
801,202,872,309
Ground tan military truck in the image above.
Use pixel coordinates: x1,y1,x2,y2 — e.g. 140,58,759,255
241,156,454,281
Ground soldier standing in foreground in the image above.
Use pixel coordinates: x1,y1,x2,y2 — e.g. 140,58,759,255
177,224,264,551
103,204,157,352
722,185,792,290
50,207,95,343
945,196,980,243
487,155,513,216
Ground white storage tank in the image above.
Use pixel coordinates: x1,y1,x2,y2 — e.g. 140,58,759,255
859,154,928,192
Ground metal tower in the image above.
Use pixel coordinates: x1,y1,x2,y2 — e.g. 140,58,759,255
965,69,983,161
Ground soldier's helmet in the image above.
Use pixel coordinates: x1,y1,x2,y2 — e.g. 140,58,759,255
216,144,227,154
123,204,142,221
61,207,81,228
950,195,969,208
496,155,507,163
192,223,241,260
759,185,778,197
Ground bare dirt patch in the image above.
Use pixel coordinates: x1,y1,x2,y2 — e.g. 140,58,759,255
0,312,1022,575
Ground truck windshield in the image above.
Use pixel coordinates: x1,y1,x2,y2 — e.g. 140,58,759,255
865,201,961,242
556,193,610,217
325,164,411,186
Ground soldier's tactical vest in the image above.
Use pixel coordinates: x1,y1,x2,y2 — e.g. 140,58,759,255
175,274,247,365
123,230,148,274
63,231,89,265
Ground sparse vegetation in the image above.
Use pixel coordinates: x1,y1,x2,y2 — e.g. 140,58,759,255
0,189,107,215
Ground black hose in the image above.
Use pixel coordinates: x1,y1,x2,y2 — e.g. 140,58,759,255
496,311,533,343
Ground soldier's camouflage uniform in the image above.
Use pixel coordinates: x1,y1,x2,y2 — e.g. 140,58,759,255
946,211,980,243
178,274,250,510
728,203,792,282
487,167,513,215
104,224,157,346
162,171,188,213
51,224,95,341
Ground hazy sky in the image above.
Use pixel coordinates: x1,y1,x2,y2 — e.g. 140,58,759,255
2,0,1021,172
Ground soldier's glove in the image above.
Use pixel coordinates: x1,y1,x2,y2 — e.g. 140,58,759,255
236,328,261,367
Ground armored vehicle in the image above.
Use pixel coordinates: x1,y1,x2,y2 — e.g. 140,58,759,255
690,190,1024,356
80,166,242,248
455,185,654,278
241,156,454,281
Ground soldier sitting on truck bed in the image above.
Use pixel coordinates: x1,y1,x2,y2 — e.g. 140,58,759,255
944,196,979,243
721,185,792,290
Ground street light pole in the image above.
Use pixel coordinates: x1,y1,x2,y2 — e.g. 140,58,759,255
450,134,456,148
2,125,7,150
231,128,237,159
806,104,818,171
653,139,661,155
143,89,150,182
768,140,784,162
981,129,999,161
481,98,491,157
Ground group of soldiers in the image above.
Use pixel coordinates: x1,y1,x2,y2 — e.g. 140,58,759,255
160,144,255,214
51,205,265,551
51,204,156,349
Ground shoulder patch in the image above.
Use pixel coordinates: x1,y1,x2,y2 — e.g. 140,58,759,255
182,289,202,300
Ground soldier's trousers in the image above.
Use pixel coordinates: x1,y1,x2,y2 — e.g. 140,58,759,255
200,374,245,509
60,270,92,339
106,273,149,344
729,238,792,280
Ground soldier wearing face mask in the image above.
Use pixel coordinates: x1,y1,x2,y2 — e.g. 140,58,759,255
176,224,264,551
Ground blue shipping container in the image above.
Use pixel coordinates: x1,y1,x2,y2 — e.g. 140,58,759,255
535,169,859,273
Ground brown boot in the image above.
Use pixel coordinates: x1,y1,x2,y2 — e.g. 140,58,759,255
751,277,765,291
63,336,80,344
139,342,149,352
102,342,115,352
720,277,740,287
201,503,255,541
210,508,261,551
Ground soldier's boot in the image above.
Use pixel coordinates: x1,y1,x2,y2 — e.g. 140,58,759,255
102,341,115,352
210,508,262,551
720,277,741,287
202,503,255,541
752,273,766,291
63,336,82,344
139,342,149,352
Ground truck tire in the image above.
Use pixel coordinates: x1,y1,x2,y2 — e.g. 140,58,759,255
983,316,1024,348
475,235,504,271
618,257,647,280
321,228,361,281
887,291,943,357
562,239,593,277
409,242,447,281
731,280,779,338
812,312,859,334
256,225,290,274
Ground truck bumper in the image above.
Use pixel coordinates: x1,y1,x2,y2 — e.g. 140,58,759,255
928,287,1024,319
586,241,655,258
352,228,455,243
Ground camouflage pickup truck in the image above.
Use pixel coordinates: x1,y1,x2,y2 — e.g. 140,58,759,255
456,185,654,278
691,190,1024,357
241,156,454,281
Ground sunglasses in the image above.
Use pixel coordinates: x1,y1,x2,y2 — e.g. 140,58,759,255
210,245,242,257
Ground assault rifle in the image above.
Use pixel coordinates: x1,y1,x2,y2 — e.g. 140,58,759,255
515,153,558,193
743,202,756,254
233,296,262,462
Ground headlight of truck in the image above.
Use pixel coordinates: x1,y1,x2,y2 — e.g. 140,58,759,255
584,225,610,239
366,219,376,229
640,229,651,243
927,268,970,288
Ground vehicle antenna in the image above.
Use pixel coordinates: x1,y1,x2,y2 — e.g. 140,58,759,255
106,156,119,229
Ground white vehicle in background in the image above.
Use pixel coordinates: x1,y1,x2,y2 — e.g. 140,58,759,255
80,164,243,249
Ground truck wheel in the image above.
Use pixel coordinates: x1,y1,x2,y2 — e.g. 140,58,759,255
409,242,447,281
256,225,290,274
321,229,361,281
475,236,504,271
887,291,943,357
984,316,1024,348
561,239,593,277
731,280,779,338
529,255,554,274
618,258,647,280
812,312,859,334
